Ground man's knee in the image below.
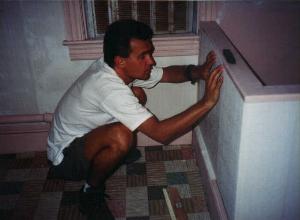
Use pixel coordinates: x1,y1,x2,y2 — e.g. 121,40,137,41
131,87,147,105
84,123,133,160
110,123,134,151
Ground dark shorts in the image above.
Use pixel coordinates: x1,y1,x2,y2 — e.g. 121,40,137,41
48,135,90,181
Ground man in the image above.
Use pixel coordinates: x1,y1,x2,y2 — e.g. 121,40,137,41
47,19,223,219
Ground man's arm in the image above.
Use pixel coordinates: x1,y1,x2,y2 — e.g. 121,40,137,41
160,51,216,83
138,65,223,144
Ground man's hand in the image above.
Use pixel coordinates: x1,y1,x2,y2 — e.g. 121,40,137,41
192,51,216,81
161,51,216,83
202,65,223,107
138,64,223,145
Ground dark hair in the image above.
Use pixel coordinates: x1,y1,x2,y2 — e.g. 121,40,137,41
103,19,153,68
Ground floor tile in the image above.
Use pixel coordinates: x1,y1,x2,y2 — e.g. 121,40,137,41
9,158,33,169
34,192,62,220
43,179,65,192
166,172,188,185
145,146,163,152
0,181,23,195
126,186,149,217
0,145,211,219
127,216,149,220
188,212,211,220
170,184,192,198
108,199,126,218
57,204,86,220
127,174,147,187
146,161,167,186
0,194,19,209
148,199,169,216
60,191,80,206
4,168,31,181
164,159,198,173
150,216,172,220
148,185,167,200
127,162,146,175
107,175,126,199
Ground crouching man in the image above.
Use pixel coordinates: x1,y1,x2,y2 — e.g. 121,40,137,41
47,19,223,219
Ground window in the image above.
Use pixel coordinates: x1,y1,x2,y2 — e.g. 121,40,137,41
63,0,219,60
84,0,197,38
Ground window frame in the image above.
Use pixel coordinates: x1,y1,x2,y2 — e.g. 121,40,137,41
63,0,218,60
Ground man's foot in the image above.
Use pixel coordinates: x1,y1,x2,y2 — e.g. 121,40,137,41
87,201,115,220
123,147,142,164
79,185,105,214
79,185,115,219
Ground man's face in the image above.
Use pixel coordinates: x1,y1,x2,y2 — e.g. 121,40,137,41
123,38,156,81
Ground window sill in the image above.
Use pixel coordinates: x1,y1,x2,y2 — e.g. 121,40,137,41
63,34,199,60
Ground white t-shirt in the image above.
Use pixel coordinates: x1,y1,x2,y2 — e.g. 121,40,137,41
47,60,163,165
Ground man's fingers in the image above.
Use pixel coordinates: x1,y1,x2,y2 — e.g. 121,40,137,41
206,51,216,62
208,65,223,85
207,51,216,58
206,58,215,68
217,76,223,89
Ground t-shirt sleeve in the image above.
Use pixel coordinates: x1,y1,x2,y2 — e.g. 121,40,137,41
131,66,163,88
100,88,153,131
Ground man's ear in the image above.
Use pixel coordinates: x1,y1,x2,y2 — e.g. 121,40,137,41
114,56,126,68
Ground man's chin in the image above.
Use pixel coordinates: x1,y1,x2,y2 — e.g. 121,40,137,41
143,72,151,80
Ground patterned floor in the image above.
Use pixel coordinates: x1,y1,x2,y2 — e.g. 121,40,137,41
0,145,210,220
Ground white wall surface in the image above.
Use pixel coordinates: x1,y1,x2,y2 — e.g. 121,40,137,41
146,56,198,119
198,32,244,218
236,100,300,220
197,22,300,220
0,1,198,119
0,0,92,114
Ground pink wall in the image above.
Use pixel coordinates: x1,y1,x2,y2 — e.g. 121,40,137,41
217,2,300,86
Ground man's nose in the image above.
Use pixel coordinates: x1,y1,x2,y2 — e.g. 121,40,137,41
148,56,156,66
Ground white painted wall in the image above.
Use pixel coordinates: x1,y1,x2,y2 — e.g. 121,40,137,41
236,101,300,220
197,22,300,220
0,1,198,123
0,0,92,114
198,34,244,219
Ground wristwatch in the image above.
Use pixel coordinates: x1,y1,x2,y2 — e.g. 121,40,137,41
184,64,196,84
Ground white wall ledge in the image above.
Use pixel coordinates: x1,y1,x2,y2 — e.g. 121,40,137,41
200,22,300,103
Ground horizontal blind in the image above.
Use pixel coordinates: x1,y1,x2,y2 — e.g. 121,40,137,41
137,1,150,27
117,0,132,20
174,1,187,31
154,1,169,33
94,0,109,34
92,0,192,36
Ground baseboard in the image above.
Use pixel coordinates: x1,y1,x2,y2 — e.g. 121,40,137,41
0,113,53,154
192,129,228,220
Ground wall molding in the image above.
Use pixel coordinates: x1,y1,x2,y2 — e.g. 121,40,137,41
63,34,199,60
0,113,53,154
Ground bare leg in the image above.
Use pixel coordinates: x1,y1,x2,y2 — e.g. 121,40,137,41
84,122,133,187
84,87,147,187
